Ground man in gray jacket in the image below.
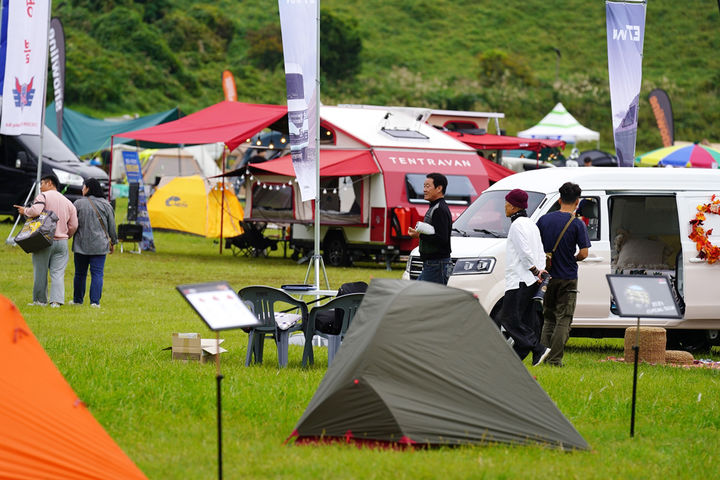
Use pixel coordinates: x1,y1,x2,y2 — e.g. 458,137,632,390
72,178,117,307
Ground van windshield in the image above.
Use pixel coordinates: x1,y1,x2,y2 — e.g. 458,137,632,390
452,190,545,238
18,126,79,163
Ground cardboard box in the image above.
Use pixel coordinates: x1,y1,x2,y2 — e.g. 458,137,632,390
170,333,227,363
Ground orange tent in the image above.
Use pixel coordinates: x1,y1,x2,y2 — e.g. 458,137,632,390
0,295,147,479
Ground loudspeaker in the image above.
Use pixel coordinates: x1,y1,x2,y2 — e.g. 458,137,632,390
127,183,139,221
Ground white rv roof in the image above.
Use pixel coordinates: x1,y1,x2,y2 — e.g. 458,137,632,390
487,167,720,194
320,105,474,151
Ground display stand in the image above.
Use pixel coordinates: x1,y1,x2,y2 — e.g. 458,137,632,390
176,281,261,480
605,274,682,437
6,181,37,245
303,253,330,291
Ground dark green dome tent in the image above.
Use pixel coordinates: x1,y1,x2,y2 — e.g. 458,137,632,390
289,279,589,451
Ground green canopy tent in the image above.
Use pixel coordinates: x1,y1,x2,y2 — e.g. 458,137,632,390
44,102,180,157
289,279,589,451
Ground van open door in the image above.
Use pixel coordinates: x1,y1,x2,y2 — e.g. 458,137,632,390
676,192,720,319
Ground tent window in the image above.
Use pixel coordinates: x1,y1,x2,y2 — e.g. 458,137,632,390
320,126,336,145
405,174,477,206
251,183,293,221
319,176,362,224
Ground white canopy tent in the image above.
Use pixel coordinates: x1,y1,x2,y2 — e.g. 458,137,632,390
518,102,599,146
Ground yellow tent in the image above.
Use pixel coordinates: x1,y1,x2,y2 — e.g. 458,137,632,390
147,176,244,238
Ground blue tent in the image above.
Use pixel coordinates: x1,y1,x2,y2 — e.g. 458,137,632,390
45,102,179,157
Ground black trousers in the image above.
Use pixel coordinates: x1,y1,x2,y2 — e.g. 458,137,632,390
499,282,545,361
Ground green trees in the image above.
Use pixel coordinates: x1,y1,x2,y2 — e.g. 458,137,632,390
245,9,363,83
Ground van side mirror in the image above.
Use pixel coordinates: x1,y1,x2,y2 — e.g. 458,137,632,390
15,151,27,169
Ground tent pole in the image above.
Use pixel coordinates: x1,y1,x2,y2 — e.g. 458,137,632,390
108,136,114,201
219,147,226,255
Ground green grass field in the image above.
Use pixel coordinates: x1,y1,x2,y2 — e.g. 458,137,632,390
1,213,719,479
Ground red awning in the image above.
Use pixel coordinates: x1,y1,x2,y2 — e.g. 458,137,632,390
114,101,287,151
249,150,379,177
479,157,515,182
446,131,565,152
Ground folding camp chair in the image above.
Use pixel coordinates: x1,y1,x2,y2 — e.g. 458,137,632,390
237,286,308,368
302,293,364,367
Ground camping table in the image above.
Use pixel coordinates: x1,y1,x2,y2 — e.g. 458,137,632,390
281,287,338,307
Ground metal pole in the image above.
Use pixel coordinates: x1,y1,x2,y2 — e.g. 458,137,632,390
35,6,53,197
216,331,223,480
313,0,321,290
630,317,640,437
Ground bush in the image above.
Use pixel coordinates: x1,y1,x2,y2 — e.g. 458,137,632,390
476,49,537,87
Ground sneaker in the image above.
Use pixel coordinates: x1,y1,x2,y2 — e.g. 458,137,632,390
27,301,47,307
90,303,100,308
50,302,61,308
532,347,551,367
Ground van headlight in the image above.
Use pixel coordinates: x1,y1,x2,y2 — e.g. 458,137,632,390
452,257,496,275
53,168,84,187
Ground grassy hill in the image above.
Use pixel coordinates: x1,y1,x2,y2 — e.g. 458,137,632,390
52,0,720,153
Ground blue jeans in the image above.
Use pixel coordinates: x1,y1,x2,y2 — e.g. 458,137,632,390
417,258,452,285
73,253,106,305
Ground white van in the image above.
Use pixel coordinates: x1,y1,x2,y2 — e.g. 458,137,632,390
403,167,720,350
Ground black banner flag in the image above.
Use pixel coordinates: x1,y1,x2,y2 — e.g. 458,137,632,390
648,88,674,147
49,18,66,139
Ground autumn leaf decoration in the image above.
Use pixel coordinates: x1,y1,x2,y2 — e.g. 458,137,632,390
689,194,720,264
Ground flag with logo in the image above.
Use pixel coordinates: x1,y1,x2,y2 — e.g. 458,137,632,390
1,0,51,135
0,0,10,91
49,17,65,139
606,0,646,167
278,0,318,202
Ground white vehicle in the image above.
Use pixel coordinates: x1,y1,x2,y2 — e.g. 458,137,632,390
403,167,720,350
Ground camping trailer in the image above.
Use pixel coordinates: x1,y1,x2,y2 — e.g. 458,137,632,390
245,105,503,266
403,167,720,350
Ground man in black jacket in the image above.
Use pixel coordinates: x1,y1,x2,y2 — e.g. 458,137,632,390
408,172,452,285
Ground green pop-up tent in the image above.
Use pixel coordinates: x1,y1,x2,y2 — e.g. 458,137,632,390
289,279,589,451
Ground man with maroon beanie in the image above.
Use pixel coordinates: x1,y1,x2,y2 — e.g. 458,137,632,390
499,188,550,366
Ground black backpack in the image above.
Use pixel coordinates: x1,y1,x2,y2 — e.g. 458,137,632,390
315,281,368,334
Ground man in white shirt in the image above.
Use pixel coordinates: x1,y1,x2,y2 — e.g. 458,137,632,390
497,189,551,366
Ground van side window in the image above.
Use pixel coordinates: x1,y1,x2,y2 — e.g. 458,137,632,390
547,196,601,241
577,197,600,241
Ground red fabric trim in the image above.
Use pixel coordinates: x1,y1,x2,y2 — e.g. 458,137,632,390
250,150,379,177
292,436,421,451
446,131,566,152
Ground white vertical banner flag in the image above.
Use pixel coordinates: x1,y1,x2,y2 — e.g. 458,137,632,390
278,0,318,202
1,0,51,135
606,0,646,167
